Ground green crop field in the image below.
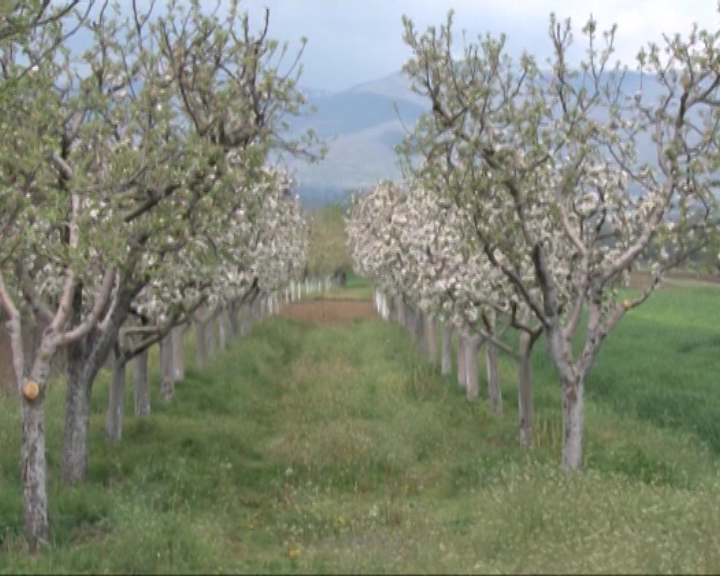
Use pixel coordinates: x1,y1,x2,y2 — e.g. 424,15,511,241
1,278,719,573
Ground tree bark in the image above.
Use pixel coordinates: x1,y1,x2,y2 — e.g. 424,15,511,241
464,335,481,401
172,325,185,381
562,375,584,470
518,332,533,447
456,330,466,388
160,335,174,402
62,346,92,484
396,296,405,326
415,309,427,357
6,312,50,553
133,348,150,416
105,346,127,442
240,302,251,337
426,314,437,366
193,318,208,369
218,309,227,350
206,314,217,358
486,341,502,414
441,322,452,376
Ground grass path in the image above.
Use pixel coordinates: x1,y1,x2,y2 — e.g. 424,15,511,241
1,282,720,573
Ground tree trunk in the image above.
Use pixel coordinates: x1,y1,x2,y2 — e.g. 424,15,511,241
21,400,48,553
172,326,185,382
562,376,584,470
62,351,93,484
486,341,502,414
464,335,481,401
441,322,452,376
105,348,127,442
226,303,238,339
193,318,208,369
518,332,533,447
426,314,437,366
396,296,405,326
405,305,415,337
415,309,427,356
133,348,150,416
218,310,227,350
206,314,217,358
456,331,466,388
240,302,251,337
160,335,174,402
6,312,50,553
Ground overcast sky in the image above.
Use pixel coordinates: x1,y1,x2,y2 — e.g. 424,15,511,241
241,0,720,92
68,0,720,92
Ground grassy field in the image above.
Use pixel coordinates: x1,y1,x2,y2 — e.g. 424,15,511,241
1,280,720,573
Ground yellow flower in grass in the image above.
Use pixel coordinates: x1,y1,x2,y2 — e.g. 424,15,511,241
287,542,302,559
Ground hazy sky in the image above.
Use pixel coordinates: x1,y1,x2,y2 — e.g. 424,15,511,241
242,0,720,91
68,0,720,92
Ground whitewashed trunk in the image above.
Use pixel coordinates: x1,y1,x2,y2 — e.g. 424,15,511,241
456,331,466,388
441,323,452,375
133,349,150,416
172,326,184,381
464,335,481,401
105,351,126,442
486,342,501,414
160,335,175,401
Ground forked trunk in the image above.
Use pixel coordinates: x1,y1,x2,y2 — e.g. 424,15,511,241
441,323,452,376
547,327,585,470
172,326,185,381
486,342,501,414
405,305,415,336
133,348,150,416
456,331,466,388
160,335,174,402
464,335,481,400
518,332,533,448
105,348,127,442
426,314,437,366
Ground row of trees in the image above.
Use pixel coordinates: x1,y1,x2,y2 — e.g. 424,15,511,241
0,0,321,553
348,11,720,471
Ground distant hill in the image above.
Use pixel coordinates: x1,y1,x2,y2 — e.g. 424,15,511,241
285,69,707,207
283,72,428,206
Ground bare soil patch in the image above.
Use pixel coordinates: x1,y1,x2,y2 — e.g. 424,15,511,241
279,298,377,325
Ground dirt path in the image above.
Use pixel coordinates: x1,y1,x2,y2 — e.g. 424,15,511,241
278,298,377,325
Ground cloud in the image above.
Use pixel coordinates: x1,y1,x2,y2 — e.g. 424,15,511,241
63,0,720,91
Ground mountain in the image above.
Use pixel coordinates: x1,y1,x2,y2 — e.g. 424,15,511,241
286,70,704,208
285,73,428,207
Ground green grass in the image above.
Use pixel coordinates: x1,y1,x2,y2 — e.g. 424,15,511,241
1,281,720,573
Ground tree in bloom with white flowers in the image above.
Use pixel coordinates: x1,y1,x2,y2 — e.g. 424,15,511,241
398,10,720,470
0,0,320,551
